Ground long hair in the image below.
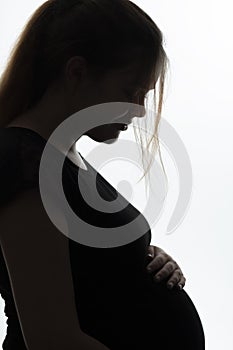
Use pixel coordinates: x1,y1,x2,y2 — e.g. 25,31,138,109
0,0,170,189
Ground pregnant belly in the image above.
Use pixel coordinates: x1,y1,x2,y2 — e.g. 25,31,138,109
77,275,205,349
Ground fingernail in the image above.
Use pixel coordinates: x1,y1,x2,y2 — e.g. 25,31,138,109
178,284,183,290
167,283,173,289
147,254,153,262
154,275,160,281
147,266,152,272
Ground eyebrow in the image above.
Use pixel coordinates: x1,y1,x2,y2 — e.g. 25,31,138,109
127,85,154,94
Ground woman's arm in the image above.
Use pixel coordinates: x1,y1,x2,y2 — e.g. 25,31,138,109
0,188,109,350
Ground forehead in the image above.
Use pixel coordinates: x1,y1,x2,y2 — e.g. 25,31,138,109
118,61,160,90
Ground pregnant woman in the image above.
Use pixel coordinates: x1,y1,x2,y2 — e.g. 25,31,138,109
0,0,205,349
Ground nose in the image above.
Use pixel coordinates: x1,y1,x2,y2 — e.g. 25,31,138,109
131,95,146,119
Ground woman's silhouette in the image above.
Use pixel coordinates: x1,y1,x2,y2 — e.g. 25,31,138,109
0,0,205,349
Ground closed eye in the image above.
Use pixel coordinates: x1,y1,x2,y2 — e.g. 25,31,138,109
125,89,147,101
125,91,135,100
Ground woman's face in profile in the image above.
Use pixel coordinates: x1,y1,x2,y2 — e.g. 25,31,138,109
67,59,157,144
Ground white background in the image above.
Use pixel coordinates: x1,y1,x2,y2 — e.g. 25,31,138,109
0,1,232,349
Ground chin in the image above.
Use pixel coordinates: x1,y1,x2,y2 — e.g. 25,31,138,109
89,135,119,144
87,125,121,143
103,137,119,144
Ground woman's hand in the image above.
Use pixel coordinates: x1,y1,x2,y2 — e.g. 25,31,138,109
146,245,186,290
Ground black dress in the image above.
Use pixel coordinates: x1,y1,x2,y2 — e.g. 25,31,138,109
0,126,205,349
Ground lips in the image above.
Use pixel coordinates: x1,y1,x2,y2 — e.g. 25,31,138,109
112,114,133,127
116,118,132,127
111,123,128,130
119,123,128,131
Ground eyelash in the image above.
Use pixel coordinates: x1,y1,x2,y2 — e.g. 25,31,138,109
126,93,147,103
125,92,135,100
125,89,147,100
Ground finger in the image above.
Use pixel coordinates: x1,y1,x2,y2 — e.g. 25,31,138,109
152,261,177,281
146,254,169,273
147,245,155,258
175,275,186,290
166,269,183,289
